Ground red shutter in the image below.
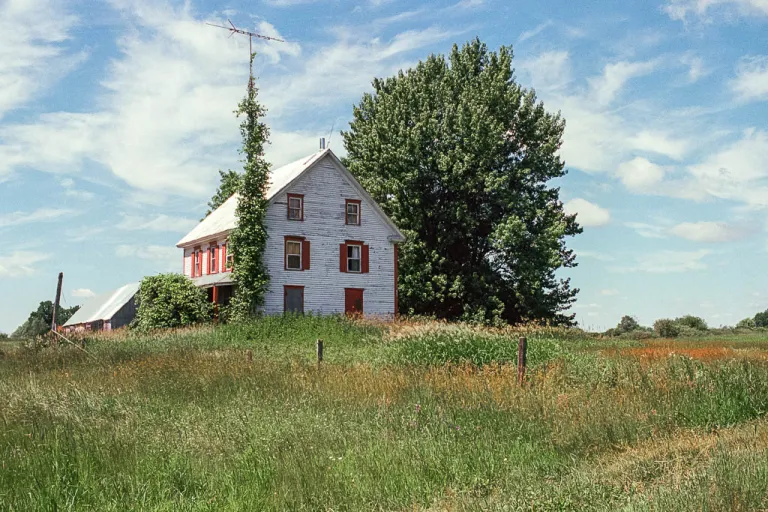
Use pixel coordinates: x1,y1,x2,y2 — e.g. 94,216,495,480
339,243,347,273
302,240,310,270
197,251,203,276
190,252,195,277
362,244,370,273
221,244,227,272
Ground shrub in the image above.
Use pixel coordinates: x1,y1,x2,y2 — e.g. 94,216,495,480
737,317,756,329
674,315,708,331
617,330,657,340
654,319,680,338
134,274,213,331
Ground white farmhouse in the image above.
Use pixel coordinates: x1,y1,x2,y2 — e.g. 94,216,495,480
176,146,405,317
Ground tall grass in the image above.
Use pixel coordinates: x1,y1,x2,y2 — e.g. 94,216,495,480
2,317,768,510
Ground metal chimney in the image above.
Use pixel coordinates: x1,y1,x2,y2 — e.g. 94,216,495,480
319,137,326,150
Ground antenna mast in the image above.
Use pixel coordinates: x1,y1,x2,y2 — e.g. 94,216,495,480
206,19,286,78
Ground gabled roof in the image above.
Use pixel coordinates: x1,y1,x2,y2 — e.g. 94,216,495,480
63,282,139,327
177,149,405,247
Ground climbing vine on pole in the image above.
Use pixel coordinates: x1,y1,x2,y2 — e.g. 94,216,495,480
229,53,271,320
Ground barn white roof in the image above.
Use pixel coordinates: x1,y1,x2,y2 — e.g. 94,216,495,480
177,149,328,247
63,283,140,327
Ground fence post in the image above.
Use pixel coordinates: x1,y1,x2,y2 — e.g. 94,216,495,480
246,349,253,363
316,339,324,368
517,337,527,385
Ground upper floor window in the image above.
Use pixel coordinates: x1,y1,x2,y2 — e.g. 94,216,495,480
223,244,233,271
286,240,302,270
288,193,304,221
194,250,202,277
346,199,361,225
347,244,361,273
209,245,218,274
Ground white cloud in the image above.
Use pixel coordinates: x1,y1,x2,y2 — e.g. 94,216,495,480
628,132,690,160
669,221,745,242
71,288,95,298
664,0,768,20
0,251,49,278
117,213,197,233
681,53,708,83
614,249,711,273
0,208,77,228
60,178,94,200
517,51,571,92
588,59,659,106
0,0,83,120
617,157,667,191
600,289,620,296
563,198,611,227
687,128,768,208
625,222,669,239
731,56,768,103
0,1,456,198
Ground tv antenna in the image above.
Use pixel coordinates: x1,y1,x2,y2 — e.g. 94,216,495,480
206,19,286,78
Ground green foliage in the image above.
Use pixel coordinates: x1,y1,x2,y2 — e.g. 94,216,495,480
342,38,581,325
617,315,640,333
391,325,564,367
654,318,681,338
0,332,8,340
674,314,708,331
203,169,242,220
754,309,768,328
134,274,212,331
228,54,271,321
12,301,79,339
737,317,756,329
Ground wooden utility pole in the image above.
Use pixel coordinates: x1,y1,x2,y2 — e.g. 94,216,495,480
51,272,63,332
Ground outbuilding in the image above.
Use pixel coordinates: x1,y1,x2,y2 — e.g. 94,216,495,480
62,283,140,333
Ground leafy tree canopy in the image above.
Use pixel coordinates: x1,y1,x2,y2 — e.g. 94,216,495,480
134,274,212,331
229,54,271,320
12,301,79,339
617,315,640,333
0,332,8,340
674,314,708,331
204,169,243,220
342,38,581,325
754,309,768,328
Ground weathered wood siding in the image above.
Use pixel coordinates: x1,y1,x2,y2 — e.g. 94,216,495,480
262,158,396,317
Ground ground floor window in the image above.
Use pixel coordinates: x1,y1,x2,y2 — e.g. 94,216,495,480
284,286,304,314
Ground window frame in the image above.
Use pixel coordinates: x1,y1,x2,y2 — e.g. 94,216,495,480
345,199,361,226
194,249,202,277
285,238,303,271
287,193,304,221
346,243,362,273
209,244,218,274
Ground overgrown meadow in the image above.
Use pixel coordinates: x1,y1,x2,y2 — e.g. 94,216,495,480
2,317,768,510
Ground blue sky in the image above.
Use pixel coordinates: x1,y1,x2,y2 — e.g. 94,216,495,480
2,0,768,333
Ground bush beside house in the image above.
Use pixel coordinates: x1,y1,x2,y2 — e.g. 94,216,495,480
134,274,213,331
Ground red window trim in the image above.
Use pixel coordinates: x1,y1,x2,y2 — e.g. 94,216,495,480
287,193,304,221
209,244,218,274
345,199,361,225
284,285,305,313
284,236,305,271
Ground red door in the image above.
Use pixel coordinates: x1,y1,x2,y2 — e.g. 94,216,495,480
344,288,364,316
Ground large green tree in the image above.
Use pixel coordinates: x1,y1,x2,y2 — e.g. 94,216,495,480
228,54,271,320
12,301,80,338
203,169,243,220
342,39,581,325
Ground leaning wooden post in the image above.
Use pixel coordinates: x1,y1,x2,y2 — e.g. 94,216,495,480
246,349,253,363
316,339,324,369
517,337,527,385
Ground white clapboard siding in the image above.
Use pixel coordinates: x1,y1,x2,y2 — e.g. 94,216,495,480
262,158,396,316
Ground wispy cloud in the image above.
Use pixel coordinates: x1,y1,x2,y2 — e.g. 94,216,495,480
0,251,50,278
669,221,747,242
612,249,711,273
517,20,553,43
731,55,768,103
117,213,197,233
664,0,768,21
116,244,179,270
72,288,95,298
0,208,77,228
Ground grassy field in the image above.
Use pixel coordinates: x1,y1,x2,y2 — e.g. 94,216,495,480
2,317,768,510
